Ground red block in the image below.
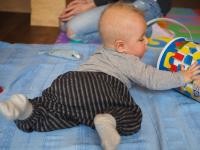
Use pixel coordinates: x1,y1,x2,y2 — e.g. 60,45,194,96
170,64,177,72
175,41,184,47
173,52,184,61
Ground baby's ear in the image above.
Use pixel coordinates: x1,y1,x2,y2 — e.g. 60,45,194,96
114,40,126,53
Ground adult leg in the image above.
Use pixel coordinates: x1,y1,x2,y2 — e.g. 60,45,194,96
60,5,107,43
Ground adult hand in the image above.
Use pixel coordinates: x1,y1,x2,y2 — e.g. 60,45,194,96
59,0,96,21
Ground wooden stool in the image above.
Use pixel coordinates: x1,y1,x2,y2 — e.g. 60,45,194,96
31,0,68,27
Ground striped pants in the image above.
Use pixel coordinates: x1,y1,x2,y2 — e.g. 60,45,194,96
15,72,142,135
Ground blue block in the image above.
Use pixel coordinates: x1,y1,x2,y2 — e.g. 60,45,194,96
169,57,174,64
177,64,182,71
190,48,197,54
184,55,193,65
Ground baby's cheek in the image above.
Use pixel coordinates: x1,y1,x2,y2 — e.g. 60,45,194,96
144,44,148,50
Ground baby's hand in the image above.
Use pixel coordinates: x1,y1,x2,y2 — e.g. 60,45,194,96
181,62,200,83
194,79,200,87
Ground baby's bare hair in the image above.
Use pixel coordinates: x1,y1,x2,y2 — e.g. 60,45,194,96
99,2,145,46
100,2,144,20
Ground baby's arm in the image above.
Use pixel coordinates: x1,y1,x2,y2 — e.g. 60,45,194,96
125,57,200,90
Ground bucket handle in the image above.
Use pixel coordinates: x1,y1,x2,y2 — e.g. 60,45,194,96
147,18,193,41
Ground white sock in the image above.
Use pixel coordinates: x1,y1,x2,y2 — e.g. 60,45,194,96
0,94,33,120
94,114,121,150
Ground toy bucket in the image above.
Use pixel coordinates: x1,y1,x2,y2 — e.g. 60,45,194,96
157,37,200,102
147,18,193,41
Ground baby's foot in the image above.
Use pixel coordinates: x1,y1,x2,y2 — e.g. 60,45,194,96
94,114,121,150
0,94,32,120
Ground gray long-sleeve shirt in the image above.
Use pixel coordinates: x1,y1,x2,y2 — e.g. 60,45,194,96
78,47,185,90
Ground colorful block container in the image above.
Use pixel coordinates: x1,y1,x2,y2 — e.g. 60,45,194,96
157,37,200,102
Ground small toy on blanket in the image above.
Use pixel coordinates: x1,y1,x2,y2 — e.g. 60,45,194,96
39,48,81,60
157,37,200,102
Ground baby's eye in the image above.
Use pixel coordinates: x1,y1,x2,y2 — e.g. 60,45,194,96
138,38,144,42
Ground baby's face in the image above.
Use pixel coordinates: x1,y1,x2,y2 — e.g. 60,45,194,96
124,15,148,58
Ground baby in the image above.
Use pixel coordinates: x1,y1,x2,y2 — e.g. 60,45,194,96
1,3,200,150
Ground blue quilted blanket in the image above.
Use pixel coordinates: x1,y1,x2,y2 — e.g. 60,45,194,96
0,41,200,150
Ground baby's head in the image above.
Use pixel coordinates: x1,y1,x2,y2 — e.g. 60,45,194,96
99,2,148,58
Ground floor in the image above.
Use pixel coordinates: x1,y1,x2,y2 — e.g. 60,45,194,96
0,12,59,44
0,0,199,44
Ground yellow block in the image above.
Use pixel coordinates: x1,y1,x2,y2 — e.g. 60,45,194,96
179,46,190,55
31,0,66,27
164,52,175,68
185,85,193,95
193,51,200,60
185,42,197,48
